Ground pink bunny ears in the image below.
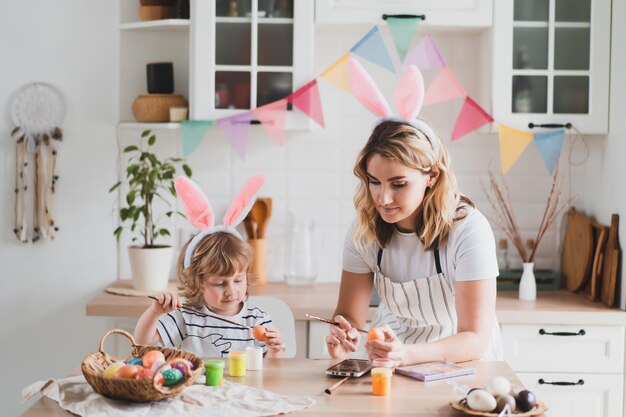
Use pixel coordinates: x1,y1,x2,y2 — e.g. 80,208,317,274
174,175,265,268
347,58,438,155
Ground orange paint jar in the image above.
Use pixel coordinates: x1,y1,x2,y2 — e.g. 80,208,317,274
371,367,392,396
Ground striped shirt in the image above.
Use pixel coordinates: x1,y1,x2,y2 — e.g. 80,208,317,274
156,302,272,357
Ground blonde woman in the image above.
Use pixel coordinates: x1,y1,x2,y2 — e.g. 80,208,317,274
326,120,502,366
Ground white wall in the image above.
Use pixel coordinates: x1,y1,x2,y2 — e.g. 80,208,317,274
0,1,117,415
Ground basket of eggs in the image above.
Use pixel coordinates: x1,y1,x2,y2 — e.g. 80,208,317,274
81,329,204,402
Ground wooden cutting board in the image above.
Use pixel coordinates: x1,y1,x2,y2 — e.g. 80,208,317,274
600,214,621,307
562,208,594,292
582,222,608,301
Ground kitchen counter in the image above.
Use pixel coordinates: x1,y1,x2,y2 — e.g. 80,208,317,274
87,280,626,325
20,359,530,417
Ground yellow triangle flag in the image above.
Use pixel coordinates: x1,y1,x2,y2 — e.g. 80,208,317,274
498,124,534,175
320,53,352,94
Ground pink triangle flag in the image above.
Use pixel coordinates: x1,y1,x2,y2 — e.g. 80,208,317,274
253,99,288,145
451,97,494,141
288,80,325,127
216,111,253,160
424,66,467,105
403,34,446,70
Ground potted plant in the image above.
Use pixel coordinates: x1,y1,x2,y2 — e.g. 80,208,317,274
109,130,192,292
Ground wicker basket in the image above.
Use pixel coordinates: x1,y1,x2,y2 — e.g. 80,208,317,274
132,94,188,123
81,329,204,402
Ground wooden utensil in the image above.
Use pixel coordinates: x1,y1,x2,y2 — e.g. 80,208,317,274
600,214,621,307
561,208,594,292
582,222,608,301
256,198,272,239
243,212,256,239
251,198,270,239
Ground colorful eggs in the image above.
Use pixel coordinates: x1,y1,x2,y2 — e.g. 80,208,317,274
117,365,141,379
136,368,164,385
172,360,193,376
151,359,171,373
467,389,497,412
252,325,267,341
102,363,125,378
127,357,143,366
486,376,511,397
142,350,165,369
463,376,539,414
161,368,183,386
367,327,384,342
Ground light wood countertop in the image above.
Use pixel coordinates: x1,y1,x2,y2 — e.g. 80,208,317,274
86,280,626,325
20,359,533,417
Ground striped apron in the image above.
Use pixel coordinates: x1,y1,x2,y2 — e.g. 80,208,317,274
371,247,503,360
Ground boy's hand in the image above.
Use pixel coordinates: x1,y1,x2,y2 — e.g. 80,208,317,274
264,327,284,354
151,292,182,315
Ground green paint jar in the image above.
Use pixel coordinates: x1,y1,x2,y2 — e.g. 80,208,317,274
204,359,225,386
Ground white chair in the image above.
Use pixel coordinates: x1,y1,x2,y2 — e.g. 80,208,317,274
248,295,297,358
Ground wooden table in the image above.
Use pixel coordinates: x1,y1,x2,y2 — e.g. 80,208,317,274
20,359,534,416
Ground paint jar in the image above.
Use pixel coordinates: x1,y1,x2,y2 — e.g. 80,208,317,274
204,359,225,386
372,358,395,369
246,346,263,371
228,351,247,377
371,367,392,396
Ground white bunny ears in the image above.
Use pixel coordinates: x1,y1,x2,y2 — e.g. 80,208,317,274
347,58,438,155
174,175,265,268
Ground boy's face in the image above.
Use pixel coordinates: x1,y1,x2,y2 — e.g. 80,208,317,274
200,269,247,316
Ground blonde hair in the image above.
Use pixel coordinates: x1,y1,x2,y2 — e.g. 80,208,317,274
352,120,472,251
177,232,253,306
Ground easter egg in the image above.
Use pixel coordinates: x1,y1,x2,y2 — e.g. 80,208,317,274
151,359,171,373
367,327,384,342
494,394,516,413
467,389,497,412
142,350,165,369
102,363,125,378
136,368,164,385
172,360,192,376
117,365,141,379
253,325,267,341
516,390,537,412
161,368,183,386
486,376,511,397
127,357,143,366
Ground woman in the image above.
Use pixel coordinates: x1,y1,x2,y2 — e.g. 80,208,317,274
326,119,502,366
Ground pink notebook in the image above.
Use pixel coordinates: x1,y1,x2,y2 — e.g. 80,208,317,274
395,362,474,382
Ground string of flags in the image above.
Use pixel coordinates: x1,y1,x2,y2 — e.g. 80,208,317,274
180,18,566,176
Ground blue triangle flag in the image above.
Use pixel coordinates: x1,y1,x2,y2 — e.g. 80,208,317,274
534,129,565,174
350,26,395,72
180,120,213,157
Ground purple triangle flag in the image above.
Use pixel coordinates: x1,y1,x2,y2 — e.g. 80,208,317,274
534,129,565,174
403,34,446,70
217,111,253,160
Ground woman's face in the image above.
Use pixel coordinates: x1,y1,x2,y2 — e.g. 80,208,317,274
366,153,431,232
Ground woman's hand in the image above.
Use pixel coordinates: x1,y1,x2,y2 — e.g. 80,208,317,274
264,327,284,357
365,324,407,366
325,315,361,359
150,292,182,315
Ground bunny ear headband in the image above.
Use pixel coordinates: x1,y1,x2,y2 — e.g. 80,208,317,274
347,58,438,156
174,175,265,268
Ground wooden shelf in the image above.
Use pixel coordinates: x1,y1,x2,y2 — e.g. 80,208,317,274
119,19,190,31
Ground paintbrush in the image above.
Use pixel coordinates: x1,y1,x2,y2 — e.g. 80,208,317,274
324,376,350,395
147,295,253,329
305,313,368,334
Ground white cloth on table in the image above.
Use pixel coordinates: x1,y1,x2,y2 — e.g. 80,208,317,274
22,375,315,417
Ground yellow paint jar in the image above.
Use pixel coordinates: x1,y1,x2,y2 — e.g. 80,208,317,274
228,351,247,377
371,367,392,396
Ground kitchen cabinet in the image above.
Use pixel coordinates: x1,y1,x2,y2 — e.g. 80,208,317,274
191,0,314,128
315,0,493,29
491,0,611,134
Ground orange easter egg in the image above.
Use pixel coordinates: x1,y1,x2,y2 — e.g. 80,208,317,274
116,365,141,379
368,327,384,342
142,350,165,369
136,368,164,385
252,325,267,341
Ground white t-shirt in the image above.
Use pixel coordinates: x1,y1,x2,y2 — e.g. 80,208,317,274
343,207,499,284
157,301,272,358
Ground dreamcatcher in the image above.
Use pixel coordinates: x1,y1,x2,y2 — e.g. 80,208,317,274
10,83,65,243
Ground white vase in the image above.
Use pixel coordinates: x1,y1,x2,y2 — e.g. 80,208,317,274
128,246,173,292
519,262,537,301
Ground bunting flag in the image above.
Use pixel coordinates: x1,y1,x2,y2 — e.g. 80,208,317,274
217,111,253,160
534,129,565,174
320,53,353,94
424,66,466,105
350,26,395,72
253,99,289,146
288,80,325,127
451,96,494,141
498,124,534,175
403,34,446,70
180,120,213,157
386,17,421,62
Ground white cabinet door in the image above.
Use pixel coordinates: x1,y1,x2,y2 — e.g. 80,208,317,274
517,372,623,417
315,0,493,28
492,0,611,133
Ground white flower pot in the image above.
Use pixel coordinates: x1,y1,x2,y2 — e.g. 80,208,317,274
128,246,174,292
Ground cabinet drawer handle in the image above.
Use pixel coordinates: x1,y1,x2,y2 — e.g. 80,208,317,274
382,14,426,21
538,328,585,336
538,378,584,386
